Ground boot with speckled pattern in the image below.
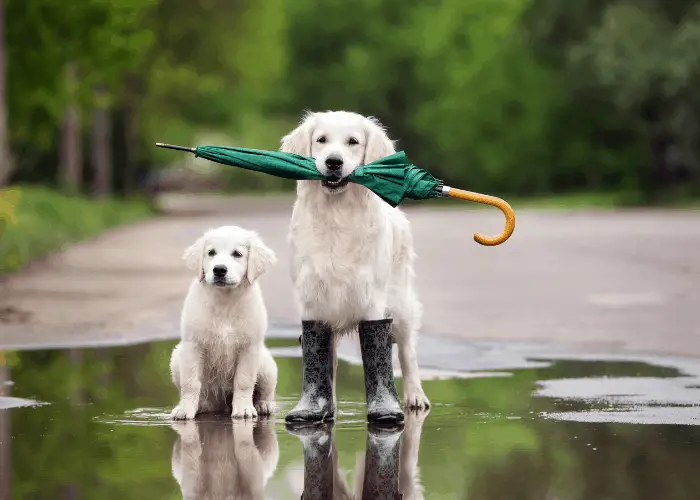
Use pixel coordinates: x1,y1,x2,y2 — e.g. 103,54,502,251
286,321,335,423
359,319,405,423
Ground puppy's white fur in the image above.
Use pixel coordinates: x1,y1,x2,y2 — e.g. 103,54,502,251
281,110,429,409
171,419,279,499
170,225,278,420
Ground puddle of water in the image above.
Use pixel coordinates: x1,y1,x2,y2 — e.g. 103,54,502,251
1,341,700,498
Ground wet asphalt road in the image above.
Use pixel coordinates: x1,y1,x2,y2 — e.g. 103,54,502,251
1,193,700,498
0,194,698,356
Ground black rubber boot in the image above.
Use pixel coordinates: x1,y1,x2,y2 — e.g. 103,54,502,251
358,319,405,423
286,423,334,500
286,321,335,423
362,424,403,500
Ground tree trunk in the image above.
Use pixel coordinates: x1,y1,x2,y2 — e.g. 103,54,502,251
59,64,82,193
0,0,13,187
123,76,137,196
91,84,111,198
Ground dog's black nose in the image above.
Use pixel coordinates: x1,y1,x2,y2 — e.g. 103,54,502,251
325,155,343,172
213,265,227,277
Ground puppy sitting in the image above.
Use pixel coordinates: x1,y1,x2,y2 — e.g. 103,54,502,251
170,225,278,420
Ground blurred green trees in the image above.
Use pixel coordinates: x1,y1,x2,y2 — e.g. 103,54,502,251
1,0,698,201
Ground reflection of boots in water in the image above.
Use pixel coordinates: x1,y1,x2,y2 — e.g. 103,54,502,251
286,321,336,423
359,319,404,423
360,424,403,500
287,423,336,500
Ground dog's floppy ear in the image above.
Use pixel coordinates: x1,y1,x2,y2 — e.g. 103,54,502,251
363,116,396,164
182,235,206,279
280,112,315,157
246,233,277,284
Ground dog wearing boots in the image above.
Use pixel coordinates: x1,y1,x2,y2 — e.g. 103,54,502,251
281,110,431,424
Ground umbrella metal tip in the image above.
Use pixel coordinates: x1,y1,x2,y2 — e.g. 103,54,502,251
155,143,196,153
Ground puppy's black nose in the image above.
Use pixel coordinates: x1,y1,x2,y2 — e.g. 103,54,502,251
213,265,227,277
325,155,343,172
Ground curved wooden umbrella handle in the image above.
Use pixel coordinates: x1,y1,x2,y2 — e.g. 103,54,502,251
445,187,516,246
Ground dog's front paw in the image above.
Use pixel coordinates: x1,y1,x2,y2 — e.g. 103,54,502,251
231,401,258,419
170,404,197,420
255,400,275,417
404,389,431,410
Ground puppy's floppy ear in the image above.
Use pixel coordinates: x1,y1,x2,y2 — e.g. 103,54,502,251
280,111,315,157
182,235,206,279
246,233,277,284
363,116,396,164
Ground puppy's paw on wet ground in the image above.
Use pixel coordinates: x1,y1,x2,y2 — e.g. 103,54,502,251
170,405,196,420
231,403,258,419
255,400,275,416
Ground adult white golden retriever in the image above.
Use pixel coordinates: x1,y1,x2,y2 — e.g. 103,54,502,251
281,110,429,409
170,225,278,420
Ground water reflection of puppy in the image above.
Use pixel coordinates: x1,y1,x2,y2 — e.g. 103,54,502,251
287,409,428,499
171,417,279,499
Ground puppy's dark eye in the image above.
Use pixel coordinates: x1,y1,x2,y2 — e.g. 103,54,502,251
207,249,216,257
317,136,326,144
232,250,243,258
348,137,359,145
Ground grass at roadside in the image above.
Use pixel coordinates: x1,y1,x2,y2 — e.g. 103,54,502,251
0,185,154,274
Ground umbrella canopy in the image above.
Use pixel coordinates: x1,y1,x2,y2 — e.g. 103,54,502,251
186,144,440,207
156,143,515,246
195,145,325,182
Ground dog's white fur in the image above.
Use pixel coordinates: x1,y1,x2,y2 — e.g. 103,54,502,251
281,110,429,409
170,225,278,420
171,419,279,499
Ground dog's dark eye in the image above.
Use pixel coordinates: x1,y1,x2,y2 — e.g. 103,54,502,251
316,136,326,144
207,249,216,257
232,250,243,258
348,137,359,145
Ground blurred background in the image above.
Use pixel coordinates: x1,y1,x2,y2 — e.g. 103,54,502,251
3,0,700,200
1,2,700,498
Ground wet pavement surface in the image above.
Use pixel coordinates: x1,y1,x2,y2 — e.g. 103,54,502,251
2,331,700,499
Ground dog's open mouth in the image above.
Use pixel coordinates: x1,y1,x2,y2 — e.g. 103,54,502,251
322,176,349,191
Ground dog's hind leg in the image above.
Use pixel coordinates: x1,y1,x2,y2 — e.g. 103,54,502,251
253,346,278,416
393,317,430,410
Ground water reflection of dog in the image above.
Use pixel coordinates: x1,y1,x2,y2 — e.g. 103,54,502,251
171,416,279,499
288,409,428,499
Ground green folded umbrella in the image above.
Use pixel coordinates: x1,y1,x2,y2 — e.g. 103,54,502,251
156,143,515,246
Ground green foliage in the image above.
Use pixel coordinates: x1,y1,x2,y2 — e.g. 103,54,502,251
6,0,157,146
0,185,153,273
4,0,700,200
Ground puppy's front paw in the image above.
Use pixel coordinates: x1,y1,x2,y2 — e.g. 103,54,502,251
170,404,197,420
255,400,275,417
231,402,258,419
404,389,431,410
